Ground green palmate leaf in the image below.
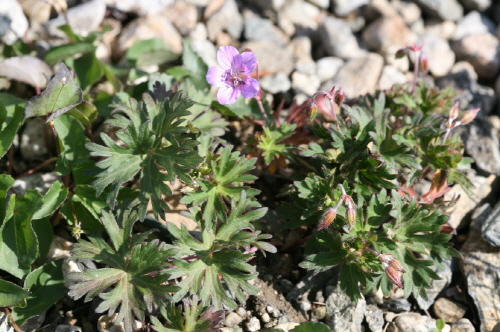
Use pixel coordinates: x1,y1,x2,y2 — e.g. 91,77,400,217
0,103,23,159
151,299,224,332
24,62,83,122
168,192,274,310
67,202,178,332
257,123,296,165
85,92,202,220
0,189,43,278
54,113,91,176
181,145,259,227
178,81,228,136
0,279,30,307
11,260,65,325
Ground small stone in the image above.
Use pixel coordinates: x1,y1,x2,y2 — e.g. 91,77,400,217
421,34,455,77
393,313,431,332
450,318,475,332
274,322,300,332
165,1,198,36
453,11,496,41
261,312,271,323
20,313,46,332
278,0,321,31
266,306,275,314
243,14,288,46
385,298,411,313
325,291,366,332
47,0,106,37
394,0,421,26
206,0,243,41
461,203,500,332
105,0,174,14
460,0,491,11
311,306,326,320
260,73,291,94
55,325,83,332
433,298,468,323
362,15,412,55
0,0,28,45
292,72,320,96
364,305,384,332
452,33,500,79
20,118,51,161
13,172,61,196
326,52,384,100
245,317,261,332
319,17,363,59
298,301,311,312
316,57,344,84
425,20,457,40
482,200,500,247
241,40,294,76
224,312,243,328
378,65,407,90
116,14,183,58
415,259,453,311
331,0,369,16
413,0,464,21
236,307,247,317
0,312,15,332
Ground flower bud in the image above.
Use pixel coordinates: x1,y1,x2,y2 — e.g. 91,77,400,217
385,265,403,289
317,208,337,231
334,89,345,107
449,101,459,122
307,102,318,120
458,108,480,125
419,55,429,74
388,259,406,274
347,206,356,225
395,47,409,59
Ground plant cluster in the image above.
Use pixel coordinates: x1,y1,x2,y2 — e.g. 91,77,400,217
0,22,478,332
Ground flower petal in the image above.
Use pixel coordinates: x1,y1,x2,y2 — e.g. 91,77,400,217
240,77,259,99
217,46,239,70
217,85,240,105
206,66,227,87
239,52,257,74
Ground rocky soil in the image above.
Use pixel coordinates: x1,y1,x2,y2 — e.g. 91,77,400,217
3,0,500,331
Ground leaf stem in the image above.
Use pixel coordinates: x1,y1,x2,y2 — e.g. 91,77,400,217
14,156,58,180
2,307,24,332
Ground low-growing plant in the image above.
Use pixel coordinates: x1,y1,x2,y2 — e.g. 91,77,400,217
0,23,479,332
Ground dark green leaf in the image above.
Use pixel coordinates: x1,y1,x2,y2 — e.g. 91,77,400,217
24,62,83,122
32,181,68,220
73,52,103,91
0,279,30,307
289,322,332,332
54,113,91,175
45,43,96,66
0,103,24,159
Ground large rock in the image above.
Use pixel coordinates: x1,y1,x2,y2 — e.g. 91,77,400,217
326,52,384,99
413,0,464,21
206,0,243,41
362,15,412,55
453,11,496,41
325,291,366,332
452,33,500,80
461,204,500,332
0,0,29,45
319,17,364,59
46,0,106,37
241,40,294,76
421,34,455,77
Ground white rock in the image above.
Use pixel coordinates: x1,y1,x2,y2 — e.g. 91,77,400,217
378,65,408,90
104,0,174,14
245,317,261,332
454,11,496,40
316,57,344,83
47,0,106,37
260,73,291,94
421,34,456,77
319,17,364,59
292,72,320,96
0,0,28,45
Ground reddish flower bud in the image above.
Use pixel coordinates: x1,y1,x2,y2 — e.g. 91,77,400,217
317,208,337,231
449,101,459,122
458,108,480,125
419,55,429,74
385,265,403,289
388,259,406,274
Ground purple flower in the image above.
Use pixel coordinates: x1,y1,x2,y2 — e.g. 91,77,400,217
206,46,260,105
